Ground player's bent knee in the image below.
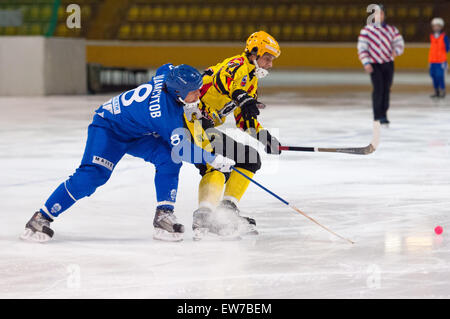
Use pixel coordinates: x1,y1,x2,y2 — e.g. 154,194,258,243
155,160,182,175
66,164,113,198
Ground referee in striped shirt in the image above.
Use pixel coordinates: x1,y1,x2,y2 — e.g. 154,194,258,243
358,4,405,125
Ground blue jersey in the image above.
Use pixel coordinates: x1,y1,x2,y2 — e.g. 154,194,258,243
93,64,213,165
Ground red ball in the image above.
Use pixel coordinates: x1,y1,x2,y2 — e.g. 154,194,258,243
435,226,443,235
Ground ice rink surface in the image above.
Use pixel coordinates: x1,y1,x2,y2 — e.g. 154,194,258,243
1,88,449,298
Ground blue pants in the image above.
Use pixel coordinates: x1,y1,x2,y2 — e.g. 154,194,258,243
430,62,447,90
41,118,182,219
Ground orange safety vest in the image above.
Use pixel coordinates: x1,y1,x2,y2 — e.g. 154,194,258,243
429,33,448,63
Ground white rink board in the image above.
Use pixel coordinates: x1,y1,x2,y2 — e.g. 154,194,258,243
0,37,86,96
0,91,449,298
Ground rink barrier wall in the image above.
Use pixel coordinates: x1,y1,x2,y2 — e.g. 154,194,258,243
0,36,87,96
86,41,431,70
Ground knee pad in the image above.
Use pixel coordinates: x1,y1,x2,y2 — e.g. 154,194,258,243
66,164,112,199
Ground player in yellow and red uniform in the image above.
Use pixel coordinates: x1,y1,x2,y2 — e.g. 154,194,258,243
191,31,282,238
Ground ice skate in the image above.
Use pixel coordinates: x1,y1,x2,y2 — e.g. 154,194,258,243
20,211,54,243
430,92,440,99
218,199,258,236
192,207,240,241
153,207,185,242
379,117,390,127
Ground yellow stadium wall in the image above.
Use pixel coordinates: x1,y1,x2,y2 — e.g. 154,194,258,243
86,42,430,70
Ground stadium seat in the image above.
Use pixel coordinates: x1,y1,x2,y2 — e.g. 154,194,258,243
275,5,288,21
240,23,252,37
40,5,52,21
181,23,193,40
187,6,200,21
193,24,206,40
282,24,293,40
131,23,144,39
118,24,131,39
208,24,219,41
150,6,163,21
269,24,281,40
81,5,91,20
30,23,42,35
317,25,328,39
329,25,340,39
28,5,40,21
335,6,345,20
306,25,317,39
405,24,417,38
127,5,139,21
287,4,299,21
144,23,156,40
176,6,188,20
237,6,249,22
199,6,212,22
324,6,334,20
157,23,169,40
213,6,225,21
163,6,176,21
422,5,433,18
231,24,243,41
262,6,274,21
341,25,352,38
292,25,305,40
57,6,64,20
397,6,408,19
299,5,311,20
312,6,324,20
249,7,261,22
168,23,181,40
218,24,231,40
347,7,358,20
55,23,67,37
409,7,420,19
4,26,17,36
139,6,151,21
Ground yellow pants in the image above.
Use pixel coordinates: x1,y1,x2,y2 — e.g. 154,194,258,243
198,168,254,208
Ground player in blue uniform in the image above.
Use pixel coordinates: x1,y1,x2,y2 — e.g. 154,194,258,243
21,64,235,242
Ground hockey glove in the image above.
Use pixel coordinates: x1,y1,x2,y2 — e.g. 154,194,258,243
232,90,260,122
257,129,282,155
183,102,202,122
209,154,235,173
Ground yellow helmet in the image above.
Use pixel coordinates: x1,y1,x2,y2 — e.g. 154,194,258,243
245,31,281,58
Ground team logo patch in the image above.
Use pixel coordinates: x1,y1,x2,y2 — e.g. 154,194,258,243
51,203,61,214
241,75,248,87
170,189,177,201
92,156,114,171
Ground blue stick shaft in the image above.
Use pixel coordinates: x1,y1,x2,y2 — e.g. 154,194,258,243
231,167,289,206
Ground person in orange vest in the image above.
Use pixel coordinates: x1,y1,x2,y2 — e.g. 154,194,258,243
429,18,449,98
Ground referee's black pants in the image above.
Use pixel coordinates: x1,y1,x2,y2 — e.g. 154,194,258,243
370,61,394,121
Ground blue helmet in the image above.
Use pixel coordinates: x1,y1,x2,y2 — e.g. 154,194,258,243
165,64,203,101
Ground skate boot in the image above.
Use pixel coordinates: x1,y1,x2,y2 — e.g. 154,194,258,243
379,117,390,127
439,89,446,99
430,89,440,99
218,200,258,235
153,207,184,242
192,207,239,240
20,211,54,243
